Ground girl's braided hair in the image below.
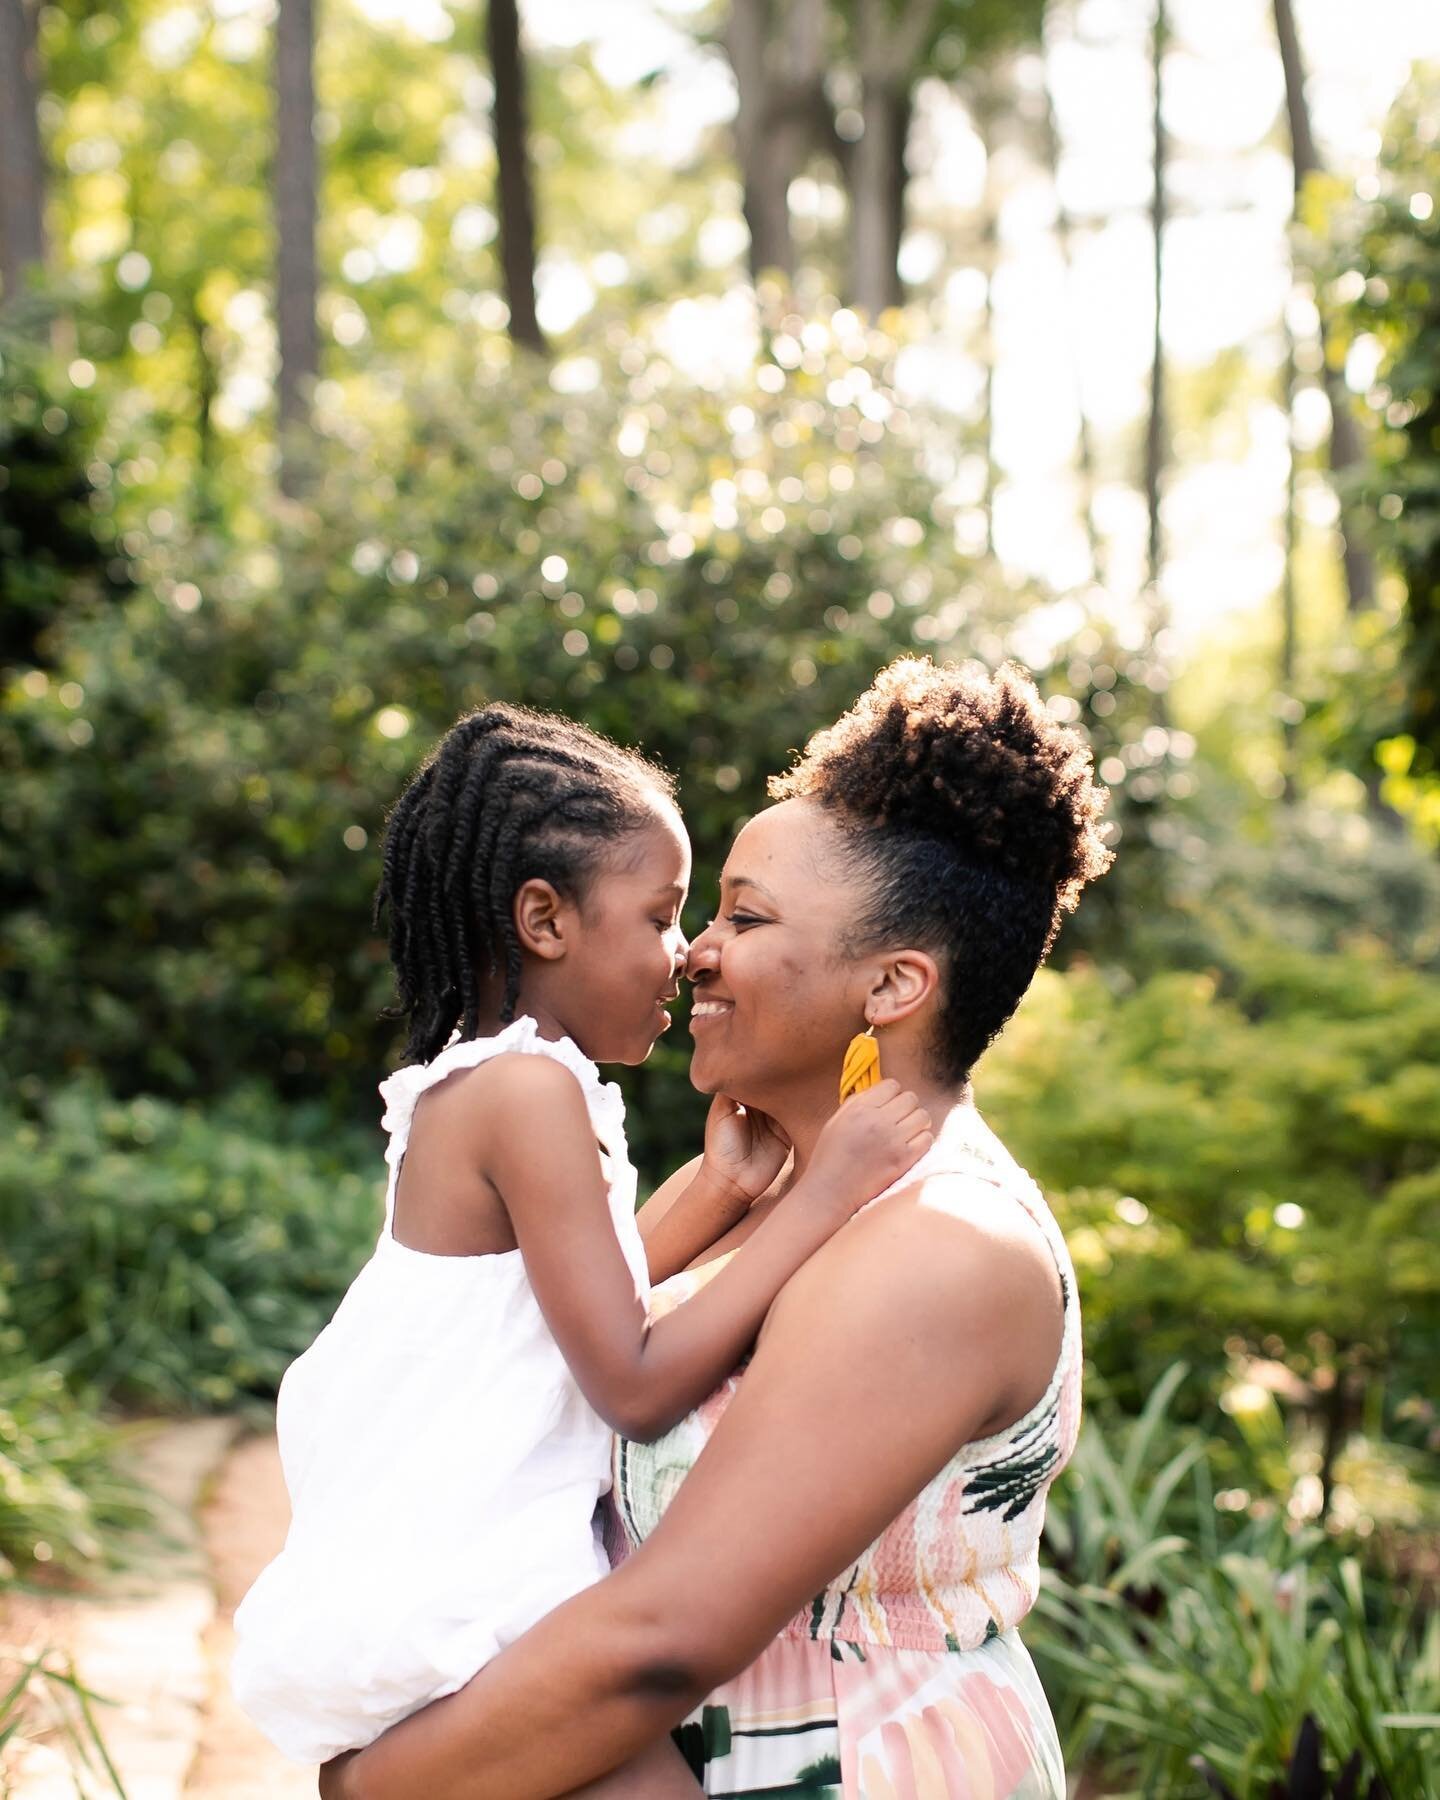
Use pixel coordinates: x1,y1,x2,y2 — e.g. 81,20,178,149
375,703,675,1065
770,656,1114,1081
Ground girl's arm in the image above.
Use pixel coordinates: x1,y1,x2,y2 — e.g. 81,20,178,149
323,1185,1064,1800
481,1058,930,1441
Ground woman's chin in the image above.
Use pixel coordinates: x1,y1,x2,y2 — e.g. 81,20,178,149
686,1042,728,1095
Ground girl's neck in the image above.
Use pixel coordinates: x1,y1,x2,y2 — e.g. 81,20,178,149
470,980,572,1051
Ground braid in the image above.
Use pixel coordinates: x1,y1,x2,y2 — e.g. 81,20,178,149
376,704,675,1065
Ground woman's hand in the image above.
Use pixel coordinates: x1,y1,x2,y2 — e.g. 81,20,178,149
699,1094,790,1205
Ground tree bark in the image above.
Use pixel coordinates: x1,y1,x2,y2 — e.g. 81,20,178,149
1280,326,1299,803
188,291,220,525
0,0,48,314
846,0,937,315
1272,0,1373,613
726,0,832,285
975,90,999,558
848,82,909,316
1144,0,1167,606
486,0,545,352
275,0,318,494
1041,36,1103,581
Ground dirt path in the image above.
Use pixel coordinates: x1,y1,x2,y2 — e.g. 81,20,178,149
188,1434,314,1799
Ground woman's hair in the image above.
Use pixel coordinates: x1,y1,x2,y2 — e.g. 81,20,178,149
376,703,675,1064
770,656,1114,1081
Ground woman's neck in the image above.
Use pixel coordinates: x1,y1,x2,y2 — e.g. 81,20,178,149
776,1064,974,1179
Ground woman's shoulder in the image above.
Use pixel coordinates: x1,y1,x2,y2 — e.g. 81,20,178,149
762,1125,1066,1416
828,1163,1061,1319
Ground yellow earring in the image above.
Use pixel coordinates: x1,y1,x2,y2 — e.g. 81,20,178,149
839,1023,881,1104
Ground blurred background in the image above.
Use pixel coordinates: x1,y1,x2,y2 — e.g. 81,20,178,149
1,0,1438,1794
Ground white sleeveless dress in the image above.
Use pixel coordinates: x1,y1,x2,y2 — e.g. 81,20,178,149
231,1016,649,1764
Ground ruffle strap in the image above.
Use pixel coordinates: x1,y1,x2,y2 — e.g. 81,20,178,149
377,1015,627,1167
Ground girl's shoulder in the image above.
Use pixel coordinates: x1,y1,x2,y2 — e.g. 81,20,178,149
379,1016,625,1163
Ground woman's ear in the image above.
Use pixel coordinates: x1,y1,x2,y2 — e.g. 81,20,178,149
513,879,570,960
867,949,941,1027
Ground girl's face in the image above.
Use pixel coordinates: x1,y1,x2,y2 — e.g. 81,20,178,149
558,795,692,1066
684,798,875,1110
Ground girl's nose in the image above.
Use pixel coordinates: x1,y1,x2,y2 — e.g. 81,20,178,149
672,930,690,976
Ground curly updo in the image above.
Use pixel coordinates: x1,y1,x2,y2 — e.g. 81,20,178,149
770,656,1114,1081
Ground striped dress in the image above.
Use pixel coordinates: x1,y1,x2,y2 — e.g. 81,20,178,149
611,1104,1080,1798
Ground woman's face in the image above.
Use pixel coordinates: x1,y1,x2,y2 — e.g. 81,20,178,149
685,797,876,1109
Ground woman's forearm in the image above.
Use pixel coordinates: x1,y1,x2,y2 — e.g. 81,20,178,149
639,1166,751,1284
329,1568,715,1800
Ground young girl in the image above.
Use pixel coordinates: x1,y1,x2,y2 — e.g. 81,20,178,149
232,704,932,1794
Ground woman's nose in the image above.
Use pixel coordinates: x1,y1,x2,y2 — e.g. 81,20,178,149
685,919,720,977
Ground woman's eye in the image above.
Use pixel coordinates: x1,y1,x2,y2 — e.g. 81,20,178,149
726,913,765,929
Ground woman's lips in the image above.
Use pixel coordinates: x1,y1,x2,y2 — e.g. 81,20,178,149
688,1000,734,1030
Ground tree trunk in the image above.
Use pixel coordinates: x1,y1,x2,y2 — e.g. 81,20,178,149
727,0,791,281
275,0,318,495
974,94,998,557
1144,0,1167,606
1272,0,1373,613
1041,40,1103,581
845,0,937,314
487,0,544,352
189,291,220,526
848,82,909,316
1280,327,1299,803
726,0,834,286
0,0,48,314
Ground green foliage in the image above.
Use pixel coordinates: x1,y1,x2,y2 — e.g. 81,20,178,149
0,330,131,671
0,1648,127,1798
0,327,1014,1176
0,1362,150,1590
1314,68,1440,838
1038,1543,1439,1798
1034,1376,1440,1799
0,310,1194,1180
983,939,1440,1411
0,1082,377,1411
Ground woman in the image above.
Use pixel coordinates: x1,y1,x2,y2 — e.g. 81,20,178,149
323,655,1113,1798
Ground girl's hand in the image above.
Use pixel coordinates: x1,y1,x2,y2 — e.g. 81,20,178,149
805,1081,932,1217
700,1094,791,1206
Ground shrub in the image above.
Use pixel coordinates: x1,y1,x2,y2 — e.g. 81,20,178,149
0,1362,150,1589
1033,1377,1440,1798
0,324,1175,1182
0,1081,378,1410
983,937,1440,1422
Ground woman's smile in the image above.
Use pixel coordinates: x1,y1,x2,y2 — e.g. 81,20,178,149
688,998,734,1027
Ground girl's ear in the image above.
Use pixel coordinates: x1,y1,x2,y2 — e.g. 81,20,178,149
513,879,570,960
866,948,941,1028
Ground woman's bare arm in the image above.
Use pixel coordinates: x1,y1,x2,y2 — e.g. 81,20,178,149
638,1097,793,1284
325,1187,1062,1800
636,1156,748,1286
